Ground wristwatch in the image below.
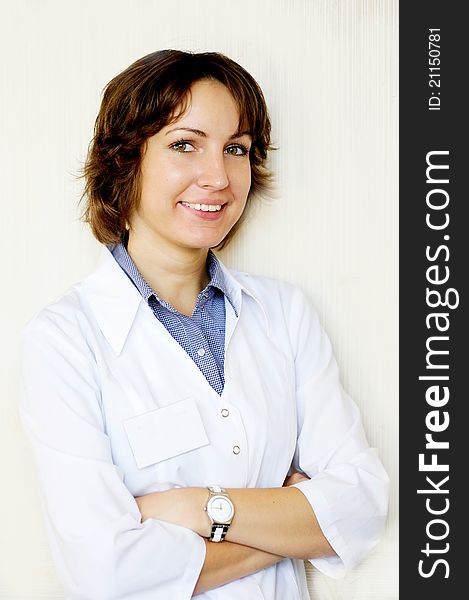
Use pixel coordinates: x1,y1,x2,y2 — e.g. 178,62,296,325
204,486,235,542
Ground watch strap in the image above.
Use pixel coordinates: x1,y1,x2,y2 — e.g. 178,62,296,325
210,523,230,542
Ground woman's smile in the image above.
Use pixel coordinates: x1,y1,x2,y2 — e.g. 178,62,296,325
178,200,227,220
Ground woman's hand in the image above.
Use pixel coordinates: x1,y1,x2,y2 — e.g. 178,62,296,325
283,470,310,487
135,487,210,536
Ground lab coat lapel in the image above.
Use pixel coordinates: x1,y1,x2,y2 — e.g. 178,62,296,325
81,246,143,355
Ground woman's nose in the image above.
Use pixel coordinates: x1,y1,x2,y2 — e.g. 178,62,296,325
197,152,229,190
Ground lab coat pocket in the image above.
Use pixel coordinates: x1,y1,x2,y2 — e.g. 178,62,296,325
123,397,209,469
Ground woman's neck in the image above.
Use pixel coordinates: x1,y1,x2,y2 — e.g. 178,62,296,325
126,235,210,317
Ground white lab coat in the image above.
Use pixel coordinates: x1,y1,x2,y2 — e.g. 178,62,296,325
20,247,389,600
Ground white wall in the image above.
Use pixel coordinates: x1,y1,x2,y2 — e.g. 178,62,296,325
0,1,398,598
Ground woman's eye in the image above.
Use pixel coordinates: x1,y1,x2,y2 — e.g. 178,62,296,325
170,141,195,153
225,144,249,156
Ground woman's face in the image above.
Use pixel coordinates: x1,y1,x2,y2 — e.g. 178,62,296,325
128,79,252,253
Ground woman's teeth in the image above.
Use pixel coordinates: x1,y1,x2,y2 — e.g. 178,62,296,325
181,202,223,212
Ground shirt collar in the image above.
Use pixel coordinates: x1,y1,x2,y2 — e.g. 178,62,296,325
81,246,264,355
109,242,154,303
109,242,239,317
207,250,238,315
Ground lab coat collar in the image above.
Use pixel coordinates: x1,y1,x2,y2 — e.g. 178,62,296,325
81,246,270,355
81,246,143,355
210,257,272,340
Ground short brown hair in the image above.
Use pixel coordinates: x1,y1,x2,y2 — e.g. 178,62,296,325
81,49,273,248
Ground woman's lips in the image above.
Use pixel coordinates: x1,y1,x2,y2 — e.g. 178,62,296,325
178,201,227,220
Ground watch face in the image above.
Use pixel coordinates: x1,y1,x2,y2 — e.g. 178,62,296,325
207,495,234,523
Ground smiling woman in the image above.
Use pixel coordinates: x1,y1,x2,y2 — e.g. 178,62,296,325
19,50,389,600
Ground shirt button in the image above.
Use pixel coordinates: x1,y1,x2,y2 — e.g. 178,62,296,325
197,348,206,357
221,408,229,418
232,445,240,455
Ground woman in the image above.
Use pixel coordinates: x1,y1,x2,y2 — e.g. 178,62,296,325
20,50,389,599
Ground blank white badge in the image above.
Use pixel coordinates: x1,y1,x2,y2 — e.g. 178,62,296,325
123,397,210,469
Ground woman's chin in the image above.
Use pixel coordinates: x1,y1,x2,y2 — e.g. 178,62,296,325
181,231,228,251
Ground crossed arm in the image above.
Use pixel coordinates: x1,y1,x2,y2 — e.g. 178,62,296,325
135,472,336,595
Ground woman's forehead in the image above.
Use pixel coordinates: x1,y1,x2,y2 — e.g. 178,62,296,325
164,80,250,137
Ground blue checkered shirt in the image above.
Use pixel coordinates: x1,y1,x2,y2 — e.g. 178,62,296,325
109,243,237,395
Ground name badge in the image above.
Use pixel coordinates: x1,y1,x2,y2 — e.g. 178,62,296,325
123,397,209,469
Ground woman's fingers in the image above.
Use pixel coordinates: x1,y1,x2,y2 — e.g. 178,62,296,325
283,471,310,486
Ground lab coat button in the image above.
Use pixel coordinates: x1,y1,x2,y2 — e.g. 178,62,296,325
232,445,240,455
197,348,206,357
221,408,229,417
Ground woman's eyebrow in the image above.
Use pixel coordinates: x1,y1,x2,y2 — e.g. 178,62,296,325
165,127,251,140
165,127,206,137
232,130,252,140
